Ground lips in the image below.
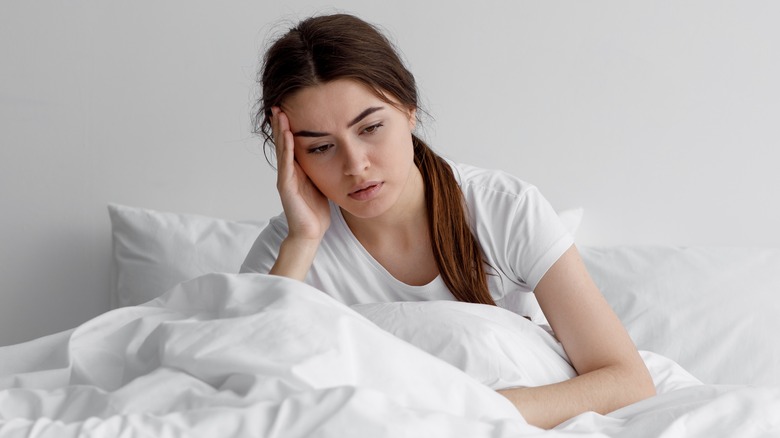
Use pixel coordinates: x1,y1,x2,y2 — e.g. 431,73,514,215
348,181,383,201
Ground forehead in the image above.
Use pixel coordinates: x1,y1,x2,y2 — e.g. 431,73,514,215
282,79,394,128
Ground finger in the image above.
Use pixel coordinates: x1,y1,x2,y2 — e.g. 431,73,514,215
270,106,278,130
272,109,289,169
282,128,295,171
273,109,292,159
270,106,282,153
277,128,296,190
277,109,291,133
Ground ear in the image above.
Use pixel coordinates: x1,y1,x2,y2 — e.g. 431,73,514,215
408,108,417,130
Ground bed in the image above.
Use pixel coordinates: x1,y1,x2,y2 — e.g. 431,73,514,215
1,203,779,437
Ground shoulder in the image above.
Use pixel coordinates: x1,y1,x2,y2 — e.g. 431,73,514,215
253,211,290,242
447,161,574,292
239,212,288,273
448,161,538,207
446,160,569,250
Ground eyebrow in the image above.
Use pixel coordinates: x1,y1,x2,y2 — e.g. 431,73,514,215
292,106,385,138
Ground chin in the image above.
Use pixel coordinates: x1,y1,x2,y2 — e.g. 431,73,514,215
342,206,385,220
339,199,391,220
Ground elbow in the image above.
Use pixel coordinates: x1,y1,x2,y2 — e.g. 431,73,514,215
596,361,656,413
634,375,657,403
639,372,657,400
621,361,657,405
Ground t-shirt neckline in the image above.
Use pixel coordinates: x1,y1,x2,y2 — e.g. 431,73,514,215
331,201,443,291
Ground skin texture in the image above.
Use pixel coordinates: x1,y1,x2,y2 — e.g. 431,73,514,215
270,79,438,286
281,80,419,223
498,245,656,428
267,79,656,428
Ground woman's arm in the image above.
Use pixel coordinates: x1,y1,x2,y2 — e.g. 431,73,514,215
498,244,655,429
267,107,331,280
269,236,322,281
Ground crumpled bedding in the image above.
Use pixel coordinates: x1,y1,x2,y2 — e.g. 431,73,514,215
1,273,779,437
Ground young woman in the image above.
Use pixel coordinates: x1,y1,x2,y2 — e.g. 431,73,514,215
241,13,655,429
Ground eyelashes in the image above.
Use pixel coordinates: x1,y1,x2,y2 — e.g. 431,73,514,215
306,122,384,155
307,144,334,154
362,122,383,134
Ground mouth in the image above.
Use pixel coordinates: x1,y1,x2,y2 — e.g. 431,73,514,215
348,181,383,201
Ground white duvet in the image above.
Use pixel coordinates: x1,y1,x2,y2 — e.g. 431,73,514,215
1,273,779,437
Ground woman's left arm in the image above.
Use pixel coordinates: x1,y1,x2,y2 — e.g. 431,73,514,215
498,244,655,429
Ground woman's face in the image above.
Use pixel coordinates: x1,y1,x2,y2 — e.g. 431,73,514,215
281,79,419,220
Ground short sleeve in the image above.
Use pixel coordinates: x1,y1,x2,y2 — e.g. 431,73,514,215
507,186,574,290
458,161,575,298
239,213,288,274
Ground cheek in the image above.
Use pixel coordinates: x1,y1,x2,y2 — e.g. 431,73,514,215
388,131,416,166
296,156,319,179
297,157,337,193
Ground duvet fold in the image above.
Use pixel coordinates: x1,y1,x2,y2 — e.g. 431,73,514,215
1,273,779,437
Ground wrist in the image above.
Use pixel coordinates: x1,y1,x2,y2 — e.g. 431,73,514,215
281,235,323,254
269,236,322,281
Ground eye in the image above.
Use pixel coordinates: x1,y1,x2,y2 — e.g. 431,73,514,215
307,144,334,155
361,122,384,135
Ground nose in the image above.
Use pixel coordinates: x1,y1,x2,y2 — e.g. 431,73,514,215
342,141,370,176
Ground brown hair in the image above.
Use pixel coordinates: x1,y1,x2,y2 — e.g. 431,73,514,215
254,13,495,306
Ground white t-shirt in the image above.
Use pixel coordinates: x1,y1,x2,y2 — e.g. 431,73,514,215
240,162,573,323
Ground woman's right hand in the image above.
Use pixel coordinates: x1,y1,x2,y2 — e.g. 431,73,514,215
271,107,331,243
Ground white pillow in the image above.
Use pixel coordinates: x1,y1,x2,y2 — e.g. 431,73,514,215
108,205,581,309
108,204,267,307
351,300,577,390
581,245,780,386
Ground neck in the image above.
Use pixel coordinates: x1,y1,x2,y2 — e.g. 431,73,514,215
342,165,428,246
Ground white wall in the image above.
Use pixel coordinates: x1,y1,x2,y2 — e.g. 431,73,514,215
2,1,778,346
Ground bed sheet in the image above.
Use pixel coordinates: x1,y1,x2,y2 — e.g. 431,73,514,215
581,245,780,386
2,273,779,437
108,205,780,388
